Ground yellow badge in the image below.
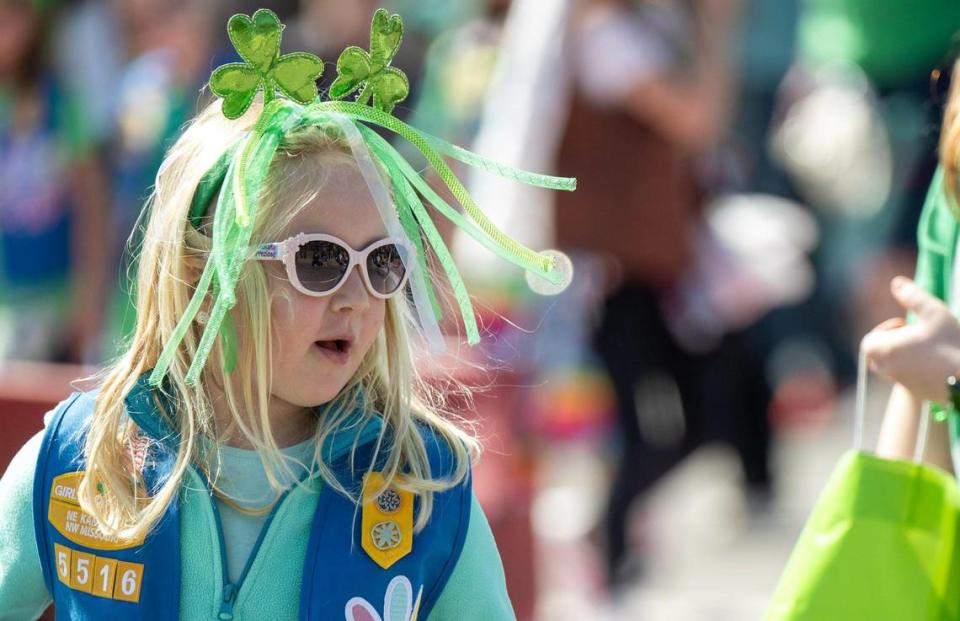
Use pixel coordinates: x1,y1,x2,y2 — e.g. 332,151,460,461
361,472,413,569
48,472,144,551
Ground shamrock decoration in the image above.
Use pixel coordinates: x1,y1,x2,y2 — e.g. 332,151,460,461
210,8,324,119
329,8,409,114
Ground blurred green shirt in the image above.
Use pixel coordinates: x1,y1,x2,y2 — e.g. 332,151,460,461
798,0,960,88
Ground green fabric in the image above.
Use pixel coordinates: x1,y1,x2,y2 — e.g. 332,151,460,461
188,145,236,228
202,437,317,583
913,167,958,307
0,431,48,621
798,0,960,88
910,167,960,432
176,467,322,619
428,494,515,620
765,451,960,620
0,425,515,620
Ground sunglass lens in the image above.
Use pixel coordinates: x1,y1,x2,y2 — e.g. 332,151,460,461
366,243,407,296
294,240,350,293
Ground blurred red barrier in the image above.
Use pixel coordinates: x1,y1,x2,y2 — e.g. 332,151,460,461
0,362,95,471
459,378,536,621
418,346,536,621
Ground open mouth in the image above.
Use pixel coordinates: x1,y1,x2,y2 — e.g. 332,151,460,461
314,339,351,356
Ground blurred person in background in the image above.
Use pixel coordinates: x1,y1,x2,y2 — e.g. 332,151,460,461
0,0,110,363
102,0,220,358
405,0,512,264
771,0,960,392
406,0,509,161
724,0,828,422
52,0,125,154
555,0,774,588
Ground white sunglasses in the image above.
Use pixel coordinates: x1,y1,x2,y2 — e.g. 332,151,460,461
253,233,414,299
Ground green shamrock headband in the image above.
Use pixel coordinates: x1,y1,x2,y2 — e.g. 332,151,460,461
150,8,576,387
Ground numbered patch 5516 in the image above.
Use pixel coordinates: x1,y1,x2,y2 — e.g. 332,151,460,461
54,543,144,602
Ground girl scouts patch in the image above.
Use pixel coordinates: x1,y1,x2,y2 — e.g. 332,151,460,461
47,471,144,551
361,472,413,569
345,575,423,621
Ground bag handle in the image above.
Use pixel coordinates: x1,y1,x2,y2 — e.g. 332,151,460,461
855,345,930,463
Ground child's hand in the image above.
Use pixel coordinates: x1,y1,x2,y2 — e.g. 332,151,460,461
862,276,960,403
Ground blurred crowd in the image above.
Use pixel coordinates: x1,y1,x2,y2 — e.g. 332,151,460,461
3,0,960,607
0,0,467,363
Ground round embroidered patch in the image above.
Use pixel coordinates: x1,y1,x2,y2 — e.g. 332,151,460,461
376,489,402,513
371,520,403,550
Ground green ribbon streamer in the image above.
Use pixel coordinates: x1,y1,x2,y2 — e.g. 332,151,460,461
151,100,300,386
357,125,540,281
359,127,479,343
298,101,574,283
393,188,443,321
420,130,576,192
351,118,577,343
150,96,577,384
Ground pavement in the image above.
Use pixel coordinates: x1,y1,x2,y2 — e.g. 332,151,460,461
529,382,888,621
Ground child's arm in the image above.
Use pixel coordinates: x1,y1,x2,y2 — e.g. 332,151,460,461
863,171,960,471
0,431,52,620
876,383,953,471
426,493,515,620
863,277,960,471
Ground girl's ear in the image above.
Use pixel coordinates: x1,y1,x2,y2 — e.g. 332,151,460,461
183,227,212,286
183,254,206,286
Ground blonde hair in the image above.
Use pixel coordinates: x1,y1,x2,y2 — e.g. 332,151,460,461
79,98,480,540
940,59,960,211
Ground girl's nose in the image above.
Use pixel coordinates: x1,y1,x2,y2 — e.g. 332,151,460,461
330,265,371,313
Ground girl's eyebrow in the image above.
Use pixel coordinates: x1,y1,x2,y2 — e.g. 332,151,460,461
362,234,391,247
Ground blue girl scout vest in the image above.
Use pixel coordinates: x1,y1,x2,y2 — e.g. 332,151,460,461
33,376,472,620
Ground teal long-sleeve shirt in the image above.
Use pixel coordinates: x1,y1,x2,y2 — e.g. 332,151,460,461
0,418,516,620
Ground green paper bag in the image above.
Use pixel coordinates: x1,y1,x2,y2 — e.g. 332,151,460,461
765,451,960,620
767,353,960,620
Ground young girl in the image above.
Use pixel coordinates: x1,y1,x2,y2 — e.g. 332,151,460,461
862,56,960,473
0,8,575,620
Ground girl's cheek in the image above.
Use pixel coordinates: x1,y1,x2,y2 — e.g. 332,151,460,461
358,304,386,354
270,294,296,333
371,302,387,333
272,286,329,326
